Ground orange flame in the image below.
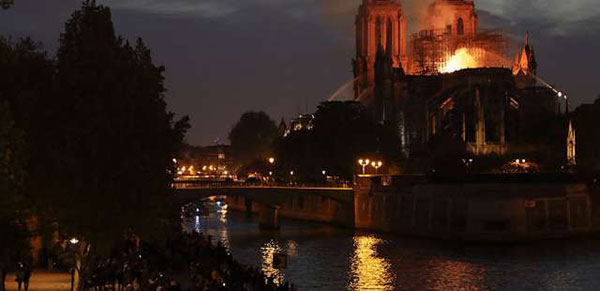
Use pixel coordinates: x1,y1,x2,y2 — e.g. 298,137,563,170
440,48,481,73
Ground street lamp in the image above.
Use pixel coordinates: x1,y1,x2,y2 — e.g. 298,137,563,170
371,161,383,174
358,159,370,174
69,238,79,291
268,157,275,164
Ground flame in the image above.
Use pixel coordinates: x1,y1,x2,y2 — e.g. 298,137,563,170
440,48,480,73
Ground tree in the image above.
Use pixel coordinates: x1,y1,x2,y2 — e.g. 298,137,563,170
276,101,401,181
427,131,469,175
35,2,188,288
229,111,278,168
0,36,51,291
0,0,13,9
0,101,29,291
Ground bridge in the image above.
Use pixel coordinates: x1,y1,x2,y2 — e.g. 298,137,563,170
171,180,355,230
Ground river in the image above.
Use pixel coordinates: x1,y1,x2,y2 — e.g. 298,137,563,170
184,200,600,290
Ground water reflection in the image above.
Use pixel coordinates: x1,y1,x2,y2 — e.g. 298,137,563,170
261,240,285,285
184,200,600,291
348,235,395,291
424,257,485,290
217,209,231,250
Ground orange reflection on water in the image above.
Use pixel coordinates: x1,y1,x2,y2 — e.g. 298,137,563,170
424,257,485,290
348,235,395,291
216,209,230,250
261,240,285,285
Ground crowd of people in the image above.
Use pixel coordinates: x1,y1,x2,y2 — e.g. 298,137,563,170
82,232,296,291
171,232,295,291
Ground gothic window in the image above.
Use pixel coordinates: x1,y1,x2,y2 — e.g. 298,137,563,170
457,18,465,36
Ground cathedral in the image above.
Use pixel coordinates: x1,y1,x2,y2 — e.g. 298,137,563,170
352,0,562,159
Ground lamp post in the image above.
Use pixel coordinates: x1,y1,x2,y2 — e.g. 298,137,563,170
358,159,370,174
267,158,275,182
371,161,383,174
69,238,79,291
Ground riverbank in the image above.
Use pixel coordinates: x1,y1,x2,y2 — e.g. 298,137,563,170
4,271,70,291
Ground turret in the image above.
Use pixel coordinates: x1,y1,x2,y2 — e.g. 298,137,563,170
513,32,538,88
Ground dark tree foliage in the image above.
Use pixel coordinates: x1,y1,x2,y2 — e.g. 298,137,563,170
0,101,29,291
0,37,50,290
36,1,189,257
229,111,278,166
427,131,469,175
276,101,401,181
0,0,13,9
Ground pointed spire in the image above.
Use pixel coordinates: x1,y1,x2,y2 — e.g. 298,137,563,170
567,120,577,166
513,32,537,76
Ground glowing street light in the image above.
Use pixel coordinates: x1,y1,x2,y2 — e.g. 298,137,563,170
371,161,383,173
268,157,275,164
322,170,327,176
290,171,294,176
358,159,370,174
69,238,79,245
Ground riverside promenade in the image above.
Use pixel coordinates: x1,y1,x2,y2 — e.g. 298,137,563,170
4,271,70,291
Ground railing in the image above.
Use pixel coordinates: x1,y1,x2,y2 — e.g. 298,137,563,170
171,180,352,190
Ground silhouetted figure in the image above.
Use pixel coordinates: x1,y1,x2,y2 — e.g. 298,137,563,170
22,260,31,291
15,262,25,291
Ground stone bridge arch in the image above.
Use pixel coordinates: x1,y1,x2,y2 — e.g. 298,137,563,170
171,185,355,230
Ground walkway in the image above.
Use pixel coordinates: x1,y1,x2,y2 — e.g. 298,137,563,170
4,271,70,291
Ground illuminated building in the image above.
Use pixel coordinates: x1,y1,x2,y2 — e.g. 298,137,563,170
353,0,566,159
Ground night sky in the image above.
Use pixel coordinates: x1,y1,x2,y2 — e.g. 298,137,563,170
2,0,599,145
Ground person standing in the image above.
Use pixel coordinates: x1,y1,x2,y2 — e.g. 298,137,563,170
22,260,31,291
15,262,25,291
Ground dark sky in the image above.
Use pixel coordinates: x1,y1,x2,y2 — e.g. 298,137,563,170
2,0,599,145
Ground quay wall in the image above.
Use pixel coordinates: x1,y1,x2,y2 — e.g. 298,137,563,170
226,191,354,228
354,175,600,241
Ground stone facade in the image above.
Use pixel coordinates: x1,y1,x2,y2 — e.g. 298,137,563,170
353,0,561,158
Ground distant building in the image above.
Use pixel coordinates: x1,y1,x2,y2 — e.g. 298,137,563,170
179,145,233,178
572,98,600,172
352,0,562,160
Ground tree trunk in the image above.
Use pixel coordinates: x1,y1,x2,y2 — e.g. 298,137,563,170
74,256,82,291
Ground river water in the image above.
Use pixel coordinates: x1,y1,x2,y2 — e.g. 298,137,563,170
185,201,600,291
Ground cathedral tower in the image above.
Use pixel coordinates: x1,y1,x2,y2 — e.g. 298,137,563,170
426,0,478,37
353,0,406,100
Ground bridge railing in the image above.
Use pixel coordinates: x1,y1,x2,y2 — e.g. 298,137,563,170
171,180,352,189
